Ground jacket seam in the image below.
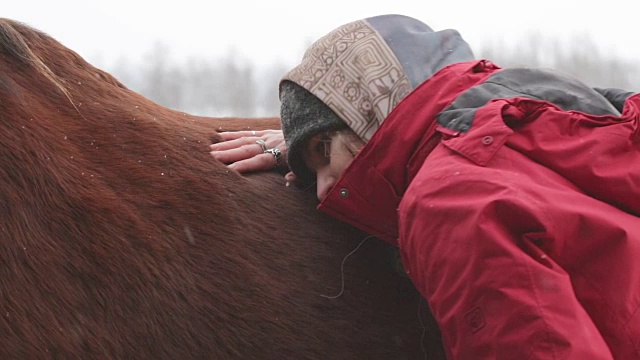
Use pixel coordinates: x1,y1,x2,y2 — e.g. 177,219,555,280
572,271,639,356
520,247,558,360
626,304,640,355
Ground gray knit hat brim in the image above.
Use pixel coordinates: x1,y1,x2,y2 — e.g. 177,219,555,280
280,81,348,188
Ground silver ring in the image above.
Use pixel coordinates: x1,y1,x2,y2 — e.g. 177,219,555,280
251,130,256,136
256,139,267,153
265,148,282,166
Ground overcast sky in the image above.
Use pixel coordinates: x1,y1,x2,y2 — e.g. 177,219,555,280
5,0,639,70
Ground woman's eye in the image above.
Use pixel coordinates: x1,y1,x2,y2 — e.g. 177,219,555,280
323,139,332,158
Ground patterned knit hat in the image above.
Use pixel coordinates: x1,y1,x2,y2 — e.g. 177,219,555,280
280,14,474,186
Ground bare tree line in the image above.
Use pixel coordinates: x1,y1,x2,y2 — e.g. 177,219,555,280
104,34,640,118
477,32,639,91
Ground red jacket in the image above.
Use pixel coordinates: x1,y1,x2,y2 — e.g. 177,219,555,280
318,60,640,359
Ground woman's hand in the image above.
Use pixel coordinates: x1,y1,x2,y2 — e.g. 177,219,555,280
210,130,297,183
210,129,300,186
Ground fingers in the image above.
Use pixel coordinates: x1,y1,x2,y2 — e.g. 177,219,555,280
211,130,283,151
210,129,288,174
217,129,280,141
284,171,302,187
218,130,261,141
211,144,262,164
285,172,297,182
228,154,278,173
210,136,259,151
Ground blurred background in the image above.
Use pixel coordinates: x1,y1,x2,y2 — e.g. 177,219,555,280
6,0,640,117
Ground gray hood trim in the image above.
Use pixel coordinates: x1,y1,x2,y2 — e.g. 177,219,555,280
366,15,474,89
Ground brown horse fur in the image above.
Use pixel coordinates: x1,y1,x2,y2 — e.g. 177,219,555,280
0,19,445,359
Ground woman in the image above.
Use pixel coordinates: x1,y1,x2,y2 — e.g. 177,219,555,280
210,14,640,359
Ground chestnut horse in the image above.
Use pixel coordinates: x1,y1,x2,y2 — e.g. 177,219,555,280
0,19,444,359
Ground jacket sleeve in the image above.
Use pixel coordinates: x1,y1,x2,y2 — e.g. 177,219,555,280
398,173,615,360
593,87,637,112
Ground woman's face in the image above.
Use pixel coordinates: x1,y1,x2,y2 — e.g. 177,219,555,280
303,130,364,201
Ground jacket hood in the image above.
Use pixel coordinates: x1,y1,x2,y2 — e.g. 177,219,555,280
280,14,474,185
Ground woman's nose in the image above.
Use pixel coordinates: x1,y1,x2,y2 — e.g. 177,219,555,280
316,173,335,201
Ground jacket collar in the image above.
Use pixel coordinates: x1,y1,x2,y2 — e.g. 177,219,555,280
317,60,501,244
